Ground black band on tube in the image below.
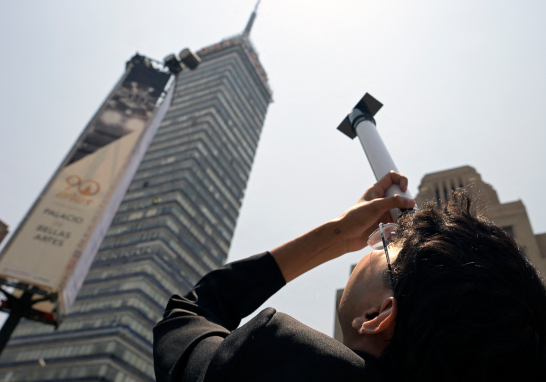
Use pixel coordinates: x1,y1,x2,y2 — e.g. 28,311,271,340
348,109,376,134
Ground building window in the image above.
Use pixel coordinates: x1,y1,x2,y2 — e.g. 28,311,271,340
502,226,515,238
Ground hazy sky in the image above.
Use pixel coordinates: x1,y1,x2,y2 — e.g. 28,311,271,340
1,0,545,336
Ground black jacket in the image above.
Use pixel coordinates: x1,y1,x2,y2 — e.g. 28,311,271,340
153,252,384,382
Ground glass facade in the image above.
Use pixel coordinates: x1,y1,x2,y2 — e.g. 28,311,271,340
0,34,271,382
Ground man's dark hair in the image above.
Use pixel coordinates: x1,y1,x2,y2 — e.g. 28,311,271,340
382,191,546,381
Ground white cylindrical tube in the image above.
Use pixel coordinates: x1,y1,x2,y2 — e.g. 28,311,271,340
355,119,412,221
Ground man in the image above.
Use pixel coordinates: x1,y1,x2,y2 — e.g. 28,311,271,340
153,172,546,382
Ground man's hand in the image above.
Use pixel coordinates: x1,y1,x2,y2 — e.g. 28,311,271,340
336,171,415,254
270,171,415,282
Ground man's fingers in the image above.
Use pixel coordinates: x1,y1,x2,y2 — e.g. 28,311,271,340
372,194,415,214
376,171,409,194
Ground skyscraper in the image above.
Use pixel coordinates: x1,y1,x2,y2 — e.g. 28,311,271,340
0,7,272,382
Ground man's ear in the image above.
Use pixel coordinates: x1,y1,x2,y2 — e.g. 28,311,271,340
357,297,397,335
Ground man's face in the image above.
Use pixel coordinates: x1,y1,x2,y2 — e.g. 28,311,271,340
338,247,400,347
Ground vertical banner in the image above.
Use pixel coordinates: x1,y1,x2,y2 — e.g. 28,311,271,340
0,56,172,321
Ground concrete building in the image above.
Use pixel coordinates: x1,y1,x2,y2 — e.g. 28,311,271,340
416,166,546,274
333,165,546,342
0,6,271,382
0,221,7,246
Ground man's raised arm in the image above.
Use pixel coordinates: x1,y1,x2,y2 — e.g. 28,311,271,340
153,171,414,382
271,171,415,282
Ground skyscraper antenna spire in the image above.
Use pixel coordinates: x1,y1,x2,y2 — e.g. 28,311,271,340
243,0,261,37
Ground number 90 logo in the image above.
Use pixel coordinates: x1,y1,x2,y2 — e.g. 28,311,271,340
65,175,100,196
